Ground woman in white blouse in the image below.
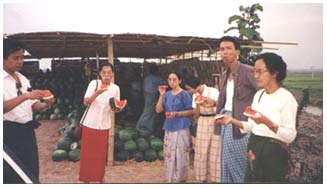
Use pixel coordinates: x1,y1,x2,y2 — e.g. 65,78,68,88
216,52,298,183
79,63,120,183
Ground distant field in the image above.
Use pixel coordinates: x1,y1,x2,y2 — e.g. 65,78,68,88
284,72,323,107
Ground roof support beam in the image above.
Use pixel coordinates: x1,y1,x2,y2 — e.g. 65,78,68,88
107,36,115,166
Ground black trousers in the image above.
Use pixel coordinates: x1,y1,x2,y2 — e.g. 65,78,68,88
245,134,289,183
3,120,40,184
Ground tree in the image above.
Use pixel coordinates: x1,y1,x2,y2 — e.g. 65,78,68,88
224,3,264,65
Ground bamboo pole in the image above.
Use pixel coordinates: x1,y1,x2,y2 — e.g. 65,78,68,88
243,40,298,45
240,45,278,50
107,37,115,166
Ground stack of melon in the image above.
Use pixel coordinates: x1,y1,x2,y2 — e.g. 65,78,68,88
114,126,164,162
30,69,87,121
52,110,84,162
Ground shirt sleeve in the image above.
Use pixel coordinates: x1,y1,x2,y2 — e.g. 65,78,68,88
115,85,121,101
84,80,96,98
275,95,298,144
191,93,196,108
210,88,219,101
183,91,193,110
240,121,254,134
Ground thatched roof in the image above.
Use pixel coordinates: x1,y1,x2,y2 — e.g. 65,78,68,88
6,32,220,59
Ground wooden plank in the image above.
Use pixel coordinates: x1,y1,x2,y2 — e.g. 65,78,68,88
240,45,278,50
107,37,115,166
244,40,298,45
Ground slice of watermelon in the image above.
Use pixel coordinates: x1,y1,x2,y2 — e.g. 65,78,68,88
43,89,54,100
195,95,204,104
243,106,258,117
159,85,168,90
109,97,127,111
214,114,224,120
165,112,172,118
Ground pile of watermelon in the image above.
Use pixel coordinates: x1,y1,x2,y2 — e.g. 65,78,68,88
30,69,88,121
52,110,84,162
114,126,164,162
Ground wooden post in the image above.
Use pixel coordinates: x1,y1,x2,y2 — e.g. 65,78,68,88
107,37,115,166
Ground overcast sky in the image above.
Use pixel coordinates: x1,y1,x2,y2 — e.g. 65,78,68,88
1,0,324,70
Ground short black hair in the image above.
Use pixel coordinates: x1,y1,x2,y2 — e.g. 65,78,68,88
218,36,241,50
99,62,114,73
3,38,25,59
169,70,183,81
184,76,201,89
255,52,287,84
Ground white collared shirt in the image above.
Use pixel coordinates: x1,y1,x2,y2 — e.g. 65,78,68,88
192,85,219,113
82,80,120,130
224,79,234,111
241,88,298,144
3,71,37,124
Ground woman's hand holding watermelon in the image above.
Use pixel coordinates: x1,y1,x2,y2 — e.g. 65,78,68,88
158,85,168,96
165,111,176,119
247,111,268,125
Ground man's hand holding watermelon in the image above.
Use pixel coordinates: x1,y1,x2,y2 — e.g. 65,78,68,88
41,89,55,108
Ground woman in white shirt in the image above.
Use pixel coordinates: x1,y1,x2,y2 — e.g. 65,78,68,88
184,77,221,183
216,53,298,183
79,63,120,183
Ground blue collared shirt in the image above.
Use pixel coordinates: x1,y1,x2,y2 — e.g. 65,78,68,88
162,90,193,131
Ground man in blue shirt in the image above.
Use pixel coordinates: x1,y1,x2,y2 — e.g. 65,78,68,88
136,64,165,133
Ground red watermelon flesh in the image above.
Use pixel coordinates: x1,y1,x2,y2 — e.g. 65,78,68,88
165,112,172,118
43,89,54,100
115,99,127,110
109,97,127,110
195,95,204,104
243,106,257,117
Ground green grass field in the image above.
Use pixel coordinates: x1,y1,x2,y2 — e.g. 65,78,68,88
284,72,323,107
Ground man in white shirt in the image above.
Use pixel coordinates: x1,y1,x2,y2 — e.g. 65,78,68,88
3,38,55,183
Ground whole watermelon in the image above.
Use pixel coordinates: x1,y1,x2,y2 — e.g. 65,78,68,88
144,149,158,162
134,151,144,162
114,139,125,152
137,128,151,139
158,150,164,160
52,149,68,162
136,138,150,152
57,137,73,150
150,138,163,151
119,129,133,141
114,151,129,161
68,149,80,162
125,128,139,140
124,140,137,152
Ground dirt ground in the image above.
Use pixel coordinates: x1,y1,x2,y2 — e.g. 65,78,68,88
36,120,196,183
35,112,323,183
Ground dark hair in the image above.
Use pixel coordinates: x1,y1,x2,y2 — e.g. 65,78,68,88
99,62,114,73
255,52,287,84
169,71,183,81
184,76,201,89
3,38,25,59
218,36,241,50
